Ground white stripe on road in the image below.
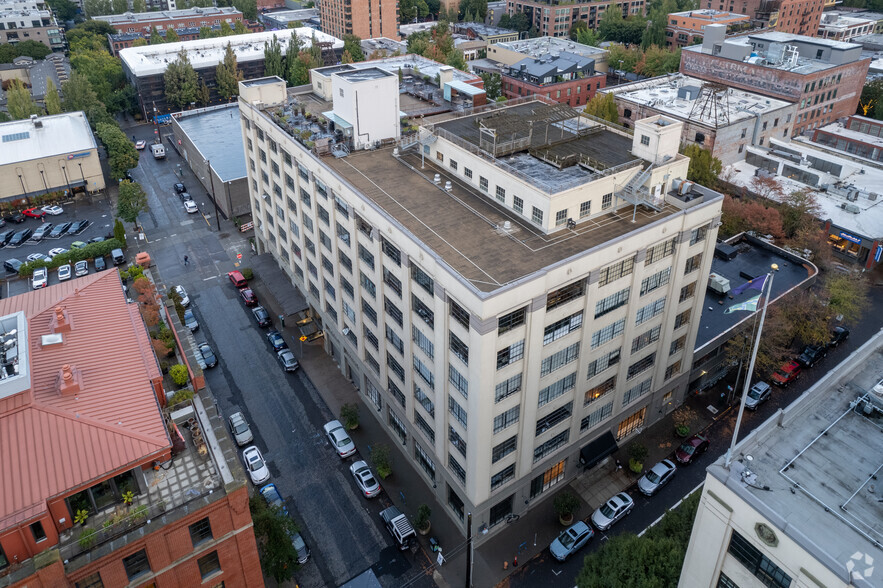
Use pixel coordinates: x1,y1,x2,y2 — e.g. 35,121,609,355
203,275,220,281
638,481,705,537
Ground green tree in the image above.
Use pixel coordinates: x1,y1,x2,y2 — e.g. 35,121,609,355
309,35,323,65
458,0,487,19
7,79,41,120
116,180,149,223
47,0,78,21
341,49,354,64
0,44,18,63
62,70,113,128
197,78,211,106
583,92,619,123
824,273,870,324
44,78,63,115
111,0,127,14
150,26,163,44
263,34,285,78
576,27,601,46
636,45,681,76
599,9,647,44
681,144,722,189
780,189,820,239
234,20,249,34
343,34,365,62
288,53,311,86
198,26,216,39
165,28,180,43
233,0,257,20
250,495,301,583
509,11,530,32
643,0,677,48
83,0,112,16
215,42,244,100
14,40,51,60
69,38,126,108
399,0,429,23
163,50,198,110
479,72,502,100
133,0,146,11
570,20,589,40
96,122,140,179
220,20,234,36
446,49,468,71
858,79,883,119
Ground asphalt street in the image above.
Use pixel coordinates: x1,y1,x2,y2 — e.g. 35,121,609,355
507,286,883,587
128,126,432,588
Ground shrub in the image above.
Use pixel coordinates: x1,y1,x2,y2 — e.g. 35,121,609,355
340,403,359,430
78,528,97,550
151,338,173,358
131,504,149,523
241,267,254,280
113,218,126,246
169,364,189,386
371,443,392,479
74,509,89,525
415,504,431,530
17,239,124,277
554,491,581,518
168,388,194,406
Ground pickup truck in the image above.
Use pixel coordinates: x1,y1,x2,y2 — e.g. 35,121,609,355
380,506,416,551
150,143,166,159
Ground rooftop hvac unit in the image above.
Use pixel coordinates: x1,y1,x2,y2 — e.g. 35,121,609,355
840,203,861,214
847,189,859,201
678,180,694,195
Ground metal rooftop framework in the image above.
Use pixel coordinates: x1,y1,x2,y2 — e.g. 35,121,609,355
689,82,732,125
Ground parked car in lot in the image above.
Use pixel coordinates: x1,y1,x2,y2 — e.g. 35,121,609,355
638,459,677,496
675,434,709,465
26,252,47,262
4,258,22,273
70,241,87,250
0,231,15,247
47,247,68,260
184,308,199,332
30,224,53,242
242,446,270,484
184,200,199,214
228,412,254,446
240,287,257,306
591,492,634,531
267,330,287,351
74,260,89,277
174,183,186,193
252,305,271,327
173,285,190,307
66,220,91,235
48,222,72,238
349,460,381,498
3,212,25,224
830,326,850,347
323,420,356,458
88,236,106,244
745,381,772,410
7,229,32,247
277,349,299,372
796,344,827,368
94,256,107,271
198,342,217,368
22,207,45,219
259,483,287,513
550,521,594,562
57,264,72,281
32,267,48,289
41,205,63,216
179,191,192,202
771,361,801,386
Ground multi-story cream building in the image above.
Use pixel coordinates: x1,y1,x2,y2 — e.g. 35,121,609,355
237,74,723,540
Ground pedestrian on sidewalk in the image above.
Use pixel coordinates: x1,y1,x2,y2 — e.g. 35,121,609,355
184,255,189,266
615,459,623,472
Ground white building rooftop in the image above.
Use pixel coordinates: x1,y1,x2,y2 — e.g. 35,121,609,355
602,74,793,128
814,117,883,150
727,138,883,239
495,36,607,60
0,112,96,164
315,54,481,84
119,28,342,77
398,21,437,38
94,6,239,25
261,8,319,24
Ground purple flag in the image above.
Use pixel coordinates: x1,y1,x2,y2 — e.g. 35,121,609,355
730,274,768,297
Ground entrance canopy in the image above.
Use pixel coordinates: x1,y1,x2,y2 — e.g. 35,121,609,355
579,431,618,469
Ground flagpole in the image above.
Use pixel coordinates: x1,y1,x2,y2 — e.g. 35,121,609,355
725,267,776,468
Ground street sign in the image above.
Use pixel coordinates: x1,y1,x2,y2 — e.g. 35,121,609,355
237,253,242,259
436,551,445,566
300,336,308,342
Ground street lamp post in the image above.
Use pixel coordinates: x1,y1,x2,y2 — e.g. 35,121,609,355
618,59,624,86
204,159,221,231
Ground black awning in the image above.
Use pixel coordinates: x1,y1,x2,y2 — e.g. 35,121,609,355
579,431,618,469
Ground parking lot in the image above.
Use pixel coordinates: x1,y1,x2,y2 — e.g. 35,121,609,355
2,199,116,296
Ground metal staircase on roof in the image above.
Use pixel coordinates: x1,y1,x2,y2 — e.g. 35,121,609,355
615,163,664,212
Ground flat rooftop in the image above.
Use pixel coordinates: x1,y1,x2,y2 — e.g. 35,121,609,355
359,54,481,84
708,332,883,584
174,105,247,182
694,235,814,350
119,28,343,76
94,6,238,24
261,8,319,23
360,37,407,55
452,22,517,36
603,74,793,128
0,112,96,164
669,9,748,19
338,67,393,82
815,116,883,149
495,36,607,59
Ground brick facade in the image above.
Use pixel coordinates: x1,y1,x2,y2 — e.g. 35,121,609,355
506,0,645,37
97,8,242,34
320,0,398,42
502,72,605,107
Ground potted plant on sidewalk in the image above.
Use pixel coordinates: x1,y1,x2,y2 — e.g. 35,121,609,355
628,442,648,474
340,403,360,430
553,491,581,526
415,504,432,535
371,443,392,479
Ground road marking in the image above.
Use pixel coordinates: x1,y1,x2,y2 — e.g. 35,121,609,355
638,482,704,537
552,569,562,576
202,275,220,281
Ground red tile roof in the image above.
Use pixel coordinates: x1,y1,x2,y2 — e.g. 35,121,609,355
0,272,169,531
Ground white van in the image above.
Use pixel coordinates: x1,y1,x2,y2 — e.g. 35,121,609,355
150,143,166,159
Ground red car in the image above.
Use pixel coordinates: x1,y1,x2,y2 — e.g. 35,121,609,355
771,360,801,386
240,287,257,306
228,270,247,288
675,434,709,465
22,207,46,219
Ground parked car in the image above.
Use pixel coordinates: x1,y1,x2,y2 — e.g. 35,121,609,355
242,446,270,484
267,330,287,351
259,483,287,513
591,492,634,531
22,207,45,219
48,222,72,238
745,381,772,410
228,270,247,288
830,326,850,347
88,236,106,244
174,182,186,193
47,247,68,260
797,344,827,368
228,412,254,446
173,285,190,307
3,212,25,224
252,305,271,327
94,256,107,271
549,521,594,562
638,459,677,496
70,241,87,250
135,140,147,150
57,264,72,281
277,349,299,372
4,258,23,273
41,205,63,216
7,229,32,247
74,260,89,277
179,191,193,202
240,287,257,306
323,420,356,458
184,308,199,332
0,230,15,247
349,460,381,498
198,342,218,368
32,267,48,289
31,224,53,242
290,531,311,565
184,200,199,214
26,252,47,262
66,220,91,235
771,360,801,386
675,434,709,465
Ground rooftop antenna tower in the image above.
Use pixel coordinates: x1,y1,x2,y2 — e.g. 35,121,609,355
689,82,731,125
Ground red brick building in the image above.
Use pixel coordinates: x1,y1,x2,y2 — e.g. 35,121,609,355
0,272,263,587
680,29,871,136
505,0,646,37
703,0,826,35
320,0,398,44
94,7,242,34
812,115,883,162
502,52,606,107
665,9,750,48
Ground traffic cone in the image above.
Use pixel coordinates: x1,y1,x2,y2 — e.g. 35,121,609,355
513,556,518,567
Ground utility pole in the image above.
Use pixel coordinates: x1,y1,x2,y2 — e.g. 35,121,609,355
205,159,221,230
465,512,473,588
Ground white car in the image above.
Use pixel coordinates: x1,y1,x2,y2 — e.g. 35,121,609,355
27,252,47,262
591,492,634,531
228,412,253,446
242,446,270,484
637,459,677,496
135,139,147,150
47,247,68,260
349,460,381,498
74,260,89,277
184,200,198,214
32,267,48,289
57,264,72,281
41,205,63,216
323,420,356,458
173,285,190,307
